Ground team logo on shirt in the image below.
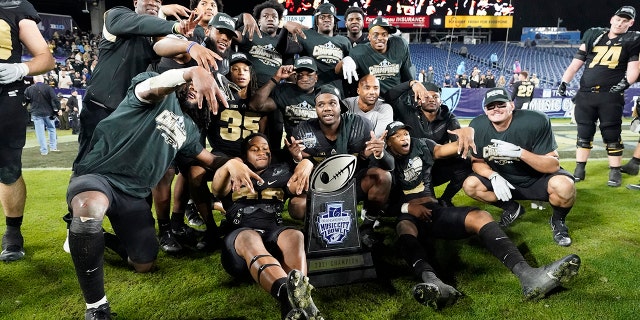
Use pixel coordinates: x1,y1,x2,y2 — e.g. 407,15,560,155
403,156,423,183
368,59,400,80
249,44,282,67
155,110,187,149
312,42,344,64
285,101,317,124
317,201,352,245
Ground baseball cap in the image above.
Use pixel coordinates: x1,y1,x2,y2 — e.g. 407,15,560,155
208,13,237,35
294,56,318,72
229,52,252,66
385,121,412,141
369,16,397,34
483,88,511,107
615,6,636,20
423,82,441,93
314,2,339,19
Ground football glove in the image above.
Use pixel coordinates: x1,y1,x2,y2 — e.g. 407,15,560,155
0,63,29,84
341,56,358,84
490,139,522,158
556,81,568,96
489,172,515,202
609,77,630,93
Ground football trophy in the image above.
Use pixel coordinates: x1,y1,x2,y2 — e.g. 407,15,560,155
304,154,377,287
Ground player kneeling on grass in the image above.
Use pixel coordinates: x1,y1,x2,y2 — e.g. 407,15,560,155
384,121,581,309
66,66,259,320
212,133,323,320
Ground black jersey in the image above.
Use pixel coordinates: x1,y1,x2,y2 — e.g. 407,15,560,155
292,113,372,169
469,110,557,188
0,0,39,65
236,31,284,87
222,163,293,230
348,36,413,93
85,7,176,111
272,83,317,137
392,138,438,201
511,80,535,109
579,27,640,89
207,77,264,158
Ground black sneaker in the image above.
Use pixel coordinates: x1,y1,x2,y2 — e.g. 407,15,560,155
519,254,581,300
608,168,622,187
573,166,585,182
159,230,182,254
498,203,524,228
0,231,25,262
620,160,640,175
286,269,323,320
185,202,204,227
85,303,112,320
412,282,462,310
550,218,572,247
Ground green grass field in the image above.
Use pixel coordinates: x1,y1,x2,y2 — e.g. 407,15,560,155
1,129,639,319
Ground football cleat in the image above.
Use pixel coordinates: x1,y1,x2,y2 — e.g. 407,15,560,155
550,218,572,247
520,254,581,300
412,282,462,310
159,230,182,254
626,182,640,190
607,168,622,187
620,160,639,175
573,166,585,182
185,201,204,227
85,303,112,320
499,203,525,228
287,269,323,320
0,231,25,262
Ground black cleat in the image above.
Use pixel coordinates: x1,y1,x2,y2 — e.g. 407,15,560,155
573,166,585,182
520,254,581,300
607,168,622,187
499,203,525,228
626,182,640,190
412,282,462,309
0,231,25,262
159,230,182,254
550,218,572,247
185,201,204,227
287,269,323,320
85,303,113,320
620,160,639,175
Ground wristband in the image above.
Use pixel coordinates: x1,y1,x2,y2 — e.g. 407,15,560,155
186,41,197,54
401,203,409,214
270,77,279,85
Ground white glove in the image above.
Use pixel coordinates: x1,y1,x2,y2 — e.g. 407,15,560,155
341,56,358,84
489,172,515,202
490,139,522,158
0,63,29,84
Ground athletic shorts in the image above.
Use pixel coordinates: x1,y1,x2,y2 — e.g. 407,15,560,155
221,226,295,279
469,168,573,201
398,203,476,240
0,87,29,184
67,174,159,264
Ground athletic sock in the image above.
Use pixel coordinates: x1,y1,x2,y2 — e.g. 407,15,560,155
69,218,106,304
5,216,23,233
157,218,171,234
477,221,529,276
398,234,435,278
551,205,571,222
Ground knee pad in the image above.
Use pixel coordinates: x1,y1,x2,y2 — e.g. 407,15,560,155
576,138,593,149
69,217,103,234
0,166,21,184
606,142,624,156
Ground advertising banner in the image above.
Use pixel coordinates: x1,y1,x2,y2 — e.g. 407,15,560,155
37,13,74,40
445,15,513,28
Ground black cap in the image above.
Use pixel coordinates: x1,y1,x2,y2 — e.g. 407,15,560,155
423,82,441,93
615,6,636,20
294,56,317,72
369,16,397,34
314,2,339,19
385,121,412,141
208,13,237,35
483,88,511,107
229,52,252,66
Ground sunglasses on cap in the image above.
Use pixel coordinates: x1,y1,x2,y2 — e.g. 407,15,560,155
485,103,508,111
